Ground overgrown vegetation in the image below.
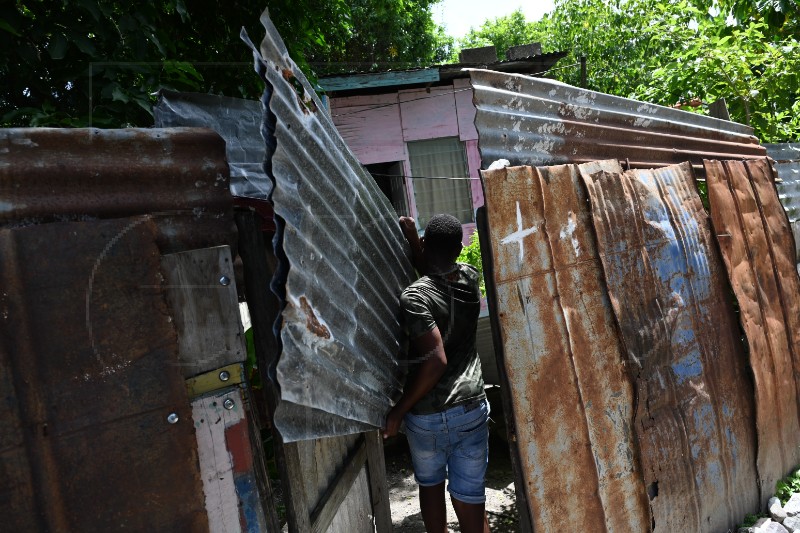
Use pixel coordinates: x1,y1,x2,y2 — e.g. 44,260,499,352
457,230,486,297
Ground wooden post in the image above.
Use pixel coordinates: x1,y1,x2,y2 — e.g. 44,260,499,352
364,430,392,531
235,210,311,533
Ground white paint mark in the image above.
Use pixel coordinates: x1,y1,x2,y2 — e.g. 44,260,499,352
512,120,522,132
559,212,581,258
10,137,38,147
633,117,652,128
500,201,538,263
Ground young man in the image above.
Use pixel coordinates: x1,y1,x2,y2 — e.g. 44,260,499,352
383,214,490,533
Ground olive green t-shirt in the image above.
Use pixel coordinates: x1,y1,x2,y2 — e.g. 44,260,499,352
400,263,485,414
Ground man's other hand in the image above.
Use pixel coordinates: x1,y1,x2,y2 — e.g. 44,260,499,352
382,405,405,439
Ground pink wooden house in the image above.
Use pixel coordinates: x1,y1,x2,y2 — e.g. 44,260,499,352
320,44,566,383
322,44,565,241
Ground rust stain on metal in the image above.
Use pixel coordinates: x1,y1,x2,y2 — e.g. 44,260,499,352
0,128,235,254
0,217,208,531
481,161,649,531
580,162,758,532
704,158,800,504
300,296,331,339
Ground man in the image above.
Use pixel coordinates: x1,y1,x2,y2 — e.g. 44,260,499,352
383,214,490,533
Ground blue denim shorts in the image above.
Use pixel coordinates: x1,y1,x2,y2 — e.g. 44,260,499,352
403,398,490,504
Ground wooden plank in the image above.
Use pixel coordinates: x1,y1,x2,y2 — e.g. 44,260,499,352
399,85,459,142
310,436,368,533
235,211,311,533
319,68,440,92
185,363,244,398
161,246,244,378
364,430,392,532
454,78,478,141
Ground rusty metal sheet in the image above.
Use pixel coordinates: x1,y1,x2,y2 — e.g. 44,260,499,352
580,162,759,532
241,11,414,441
704,158,800,504
0,127,235,254
481,160,649,531
468,69,765,171
0,217,207,531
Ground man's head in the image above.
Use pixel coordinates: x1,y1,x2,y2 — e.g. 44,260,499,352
423,214,463,265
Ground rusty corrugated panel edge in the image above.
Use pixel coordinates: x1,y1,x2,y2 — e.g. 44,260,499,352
704,158,800,506
242,9,414,442
467,69,765,171
0,127,235,253
765,143,800,263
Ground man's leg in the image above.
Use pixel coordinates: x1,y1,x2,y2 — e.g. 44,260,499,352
451,497,490,533
419,481,447,533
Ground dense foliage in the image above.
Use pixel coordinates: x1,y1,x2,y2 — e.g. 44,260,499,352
0,0,451,128
457,0,800,142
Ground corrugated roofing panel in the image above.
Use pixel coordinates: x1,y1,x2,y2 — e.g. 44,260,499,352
704,158,800,503
580,162,759,532
154,91,272,199
765,143,800,262
243,11,414,441
0,127,235,253
480,160,650,532
468,69,765,170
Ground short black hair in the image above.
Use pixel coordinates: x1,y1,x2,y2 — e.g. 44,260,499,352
424,214,463,258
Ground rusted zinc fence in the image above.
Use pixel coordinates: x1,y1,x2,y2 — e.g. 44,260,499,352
470,69,800,532
0,128,280,531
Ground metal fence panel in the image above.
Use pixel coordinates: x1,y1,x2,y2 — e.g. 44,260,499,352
580,162,759,532
765,143,800,263
705,158,800,504
468,69,765,171
242,12,414,441
0,218,208,531
481,160,650,532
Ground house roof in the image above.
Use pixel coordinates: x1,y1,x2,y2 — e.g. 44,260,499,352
317,51,568,95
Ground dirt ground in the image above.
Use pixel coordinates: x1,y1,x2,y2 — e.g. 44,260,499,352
384,391,520,532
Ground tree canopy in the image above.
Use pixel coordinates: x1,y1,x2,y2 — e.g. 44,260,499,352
458,0,800,142
0,0,451,128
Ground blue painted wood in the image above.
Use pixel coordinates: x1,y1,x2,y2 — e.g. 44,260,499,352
319,69,440,92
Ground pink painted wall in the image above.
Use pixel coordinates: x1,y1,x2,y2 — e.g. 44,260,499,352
329,81,485,235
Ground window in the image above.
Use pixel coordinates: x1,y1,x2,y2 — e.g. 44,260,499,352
407,137,474,229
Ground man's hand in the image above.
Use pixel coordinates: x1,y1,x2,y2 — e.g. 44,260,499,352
399,216,426,273
382,404,405,440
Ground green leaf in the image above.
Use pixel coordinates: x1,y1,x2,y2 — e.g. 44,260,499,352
0,18,21,37
47,32,68,60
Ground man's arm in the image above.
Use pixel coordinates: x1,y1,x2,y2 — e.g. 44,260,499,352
400,216,427,274
383,326,447,439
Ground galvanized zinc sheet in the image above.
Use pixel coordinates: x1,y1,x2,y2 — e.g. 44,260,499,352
154,91,272,199
0,127,235,254
0,217,208,531
704,158,800,503
243,11,414,441
580,162,759,532
481,160,650,532
468,69,765,170
765,143,800,263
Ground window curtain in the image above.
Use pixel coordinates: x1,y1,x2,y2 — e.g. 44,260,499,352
407,137,474,228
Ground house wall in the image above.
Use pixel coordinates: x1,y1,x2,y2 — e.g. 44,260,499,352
329,79,482,245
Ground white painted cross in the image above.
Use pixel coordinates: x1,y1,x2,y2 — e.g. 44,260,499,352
500,201,538,263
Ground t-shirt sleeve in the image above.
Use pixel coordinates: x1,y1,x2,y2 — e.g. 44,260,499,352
400,288,436,339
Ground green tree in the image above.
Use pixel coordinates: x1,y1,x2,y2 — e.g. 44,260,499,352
458,9,538,60
0,0,450,128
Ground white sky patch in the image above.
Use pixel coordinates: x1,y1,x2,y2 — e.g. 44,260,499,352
433,0,555,38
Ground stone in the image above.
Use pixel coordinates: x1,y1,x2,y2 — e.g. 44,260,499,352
458,46,497,64
784,516,800,532
771,496,788,522
752,517,790,532
786,494,800,517
506,43,543,60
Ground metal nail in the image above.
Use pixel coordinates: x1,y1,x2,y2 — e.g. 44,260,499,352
219,370,230,382
167,413,179,424
223,398,235,410
219,275,231,286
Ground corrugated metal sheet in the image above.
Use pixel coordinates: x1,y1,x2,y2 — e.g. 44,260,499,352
480,161,650,532
580,161,758,532
242,11,414,441
0,127,235,254
765,143,800,263
704,158,800,504
0,217,208,531
468,69,765,170
154,91,272,199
